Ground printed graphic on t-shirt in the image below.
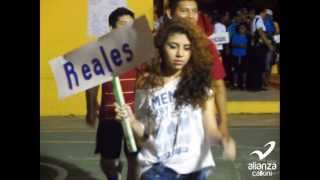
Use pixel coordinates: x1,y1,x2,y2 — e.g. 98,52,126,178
148,89,192,161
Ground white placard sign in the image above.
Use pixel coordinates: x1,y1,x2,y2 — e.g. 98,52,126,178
49,16,155,99
273,34,280,44
209,32,230,45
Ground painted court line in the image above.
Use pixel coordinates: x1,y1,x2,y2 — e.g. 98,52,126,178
67,156,99,161
233,163,242,180
40,140,95,144
236,145,280,151
231,127,279,129
40,127,278,133
40,162,68,180
41,130,96,133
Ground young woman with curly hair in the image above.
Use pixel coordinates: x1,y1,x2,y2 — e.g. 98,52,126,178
114,17,236,180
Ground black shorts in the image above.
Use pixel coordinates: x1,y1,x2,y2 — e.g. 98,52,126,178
231,55,248,74
95,119,138,159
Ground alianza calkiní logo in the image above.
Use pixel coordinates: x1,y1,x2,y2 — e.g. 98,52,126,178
248,141,278,177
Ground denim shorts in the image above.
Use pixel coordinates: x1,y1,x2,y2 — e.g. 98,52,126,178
140,163,211,180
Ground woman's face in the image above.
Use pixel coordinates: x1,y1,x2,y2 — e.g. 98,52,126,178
163,32,192,71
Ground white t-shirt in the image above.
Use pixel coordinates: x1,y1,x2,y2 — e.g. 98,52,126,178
214,22,227,50
135,78,215,177
251,15,266,34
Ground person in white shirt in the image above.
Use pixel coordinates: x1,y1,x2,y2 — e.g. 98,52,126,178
251,13,266,35
212,14,227,51
114,17,236,180
247,8,275,91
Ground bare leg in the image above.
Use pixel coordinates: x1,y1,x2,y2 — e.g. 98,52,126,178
100,157,122,180
126,155,139,180
242,73,247,90
232,73,239,88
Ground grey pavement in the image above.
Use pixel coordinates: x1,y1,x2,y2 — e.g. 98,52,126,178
40,114,279,180
227,88,279,101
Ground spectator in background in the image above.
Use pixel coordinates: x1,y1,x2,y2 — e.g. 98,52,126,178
264,9,276,37
213,13,227,51
213,9,219,16
273,17,280,74
263,9,277,87
221,10,231,27
153,2,161,31
248,9,256,17
213,11,232,87
230,23,249,90
238,9,247,24
247,8,274,91
236,10,242,17
243,15,252,29
227,14,241,40
248,8,256,25
269,10,280,75
153,0,170,34
225,14,242,86
241,8,248,16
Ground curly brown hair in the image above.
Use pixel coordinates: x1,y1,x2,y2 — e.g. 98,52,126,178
137,17,214,109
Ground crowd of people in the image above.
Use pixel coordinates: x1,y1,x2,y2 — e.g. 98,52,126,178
209,8,280,91
154,4,280,91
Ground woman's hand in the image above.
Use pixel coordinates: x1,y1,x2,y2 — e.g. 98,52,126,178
222,136,236,161
114,103,136,123
114,103,149,147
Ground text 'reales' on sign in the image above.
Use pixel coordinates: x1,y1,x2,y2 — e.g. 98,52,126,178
209,32,230,45
49,16,155,99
